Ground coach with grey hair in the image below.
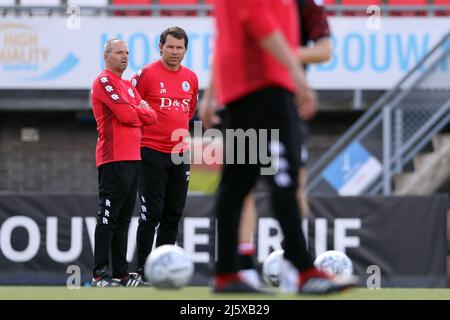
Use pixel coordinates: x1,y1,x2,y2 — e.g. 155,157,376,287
90,39,157,287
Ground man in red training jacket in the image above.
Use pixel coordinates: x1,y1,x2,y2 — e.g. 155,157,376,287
131,27,198,280
91,39,157,287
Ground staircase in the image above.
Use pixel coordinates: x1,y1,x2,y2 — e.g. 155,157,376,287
307,31,450,196
395,134,450,195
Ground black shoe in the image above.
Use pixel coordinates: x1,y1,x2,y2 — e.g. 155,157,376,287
300,276,357,294
115,273,148,287
134,267,149,282
91,276,121,288
213,280,269,294
92,266,121,288
130,272,151,286
299,268,357,294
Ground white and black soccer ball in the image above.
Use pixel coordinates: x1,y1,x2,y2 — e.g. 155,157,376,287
262,249,284,287
314,250,353,277
144,245,194,289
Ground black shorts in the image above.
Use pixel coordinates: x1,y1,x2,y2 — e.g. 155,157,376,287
218,101,309,167
298,118,309,167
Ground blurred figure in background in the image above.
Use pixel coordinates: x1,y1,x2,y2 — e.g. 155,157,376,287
295,0,332,217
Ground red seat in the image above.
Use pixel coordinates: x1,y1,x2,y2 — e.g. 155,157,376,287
203,0,215,15
112,0,152,4
112,0,153,16
315,0,337,16
158,0,199,2
158,0,200,16
434,0,450,16
340,0,382,16
341,0,381,3
386,0,428,16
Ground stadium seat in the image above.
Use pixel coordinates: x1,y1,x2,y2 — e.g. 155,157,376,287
320,0,338,16
67,0,109,16
158,0,200,16
158,0,199,3
20,0,61,15
386,0,428,16
340,0,382,4
434,0,450,15
201,0,214,15
68,0,109,6
111,0,153,16
20,0,61,5
0,0,15,15
112,0,152,4
340,0,382,16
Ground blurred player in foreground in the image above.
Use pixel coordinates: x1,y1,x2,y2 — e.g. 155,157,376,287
201,0,355,294
235,0,333,287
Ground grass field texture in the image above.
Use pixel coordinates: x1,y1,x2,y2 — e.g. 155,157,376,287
1,286,450,300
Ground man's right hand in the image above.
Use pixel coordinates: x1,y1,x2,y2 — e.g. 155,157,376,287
139,100,150,109
291,68,317,120
198,89,221,130
296,88,316,120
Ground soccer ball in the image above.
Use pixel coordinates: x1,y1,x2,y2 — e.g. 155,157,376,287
314,250,353,277
144,245,194,289
262,249,284,287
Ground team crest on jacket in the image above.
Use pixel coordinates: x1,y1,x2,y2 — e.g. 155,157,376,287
182,81,190,92
128,88,135,97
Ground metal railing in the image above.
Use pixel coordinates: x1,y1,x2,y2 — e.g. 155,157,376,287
0,4,449,16
307,31,450,196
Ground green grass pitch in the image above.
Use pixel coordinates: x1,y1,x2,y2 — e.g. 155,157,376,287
1,286,450,300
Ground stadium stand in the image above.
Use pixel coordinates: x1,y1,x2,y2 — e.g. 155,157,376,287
340,0,382,16
0,0,444,16
434,0,450,15
340,0,381,4
111,0,152,4
20,0,60,5
19,0,61,15
387,0,428,16
68,0,109,6
158,0,203,16
111,0,153,16
1,0,15,5
158,0,199,2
